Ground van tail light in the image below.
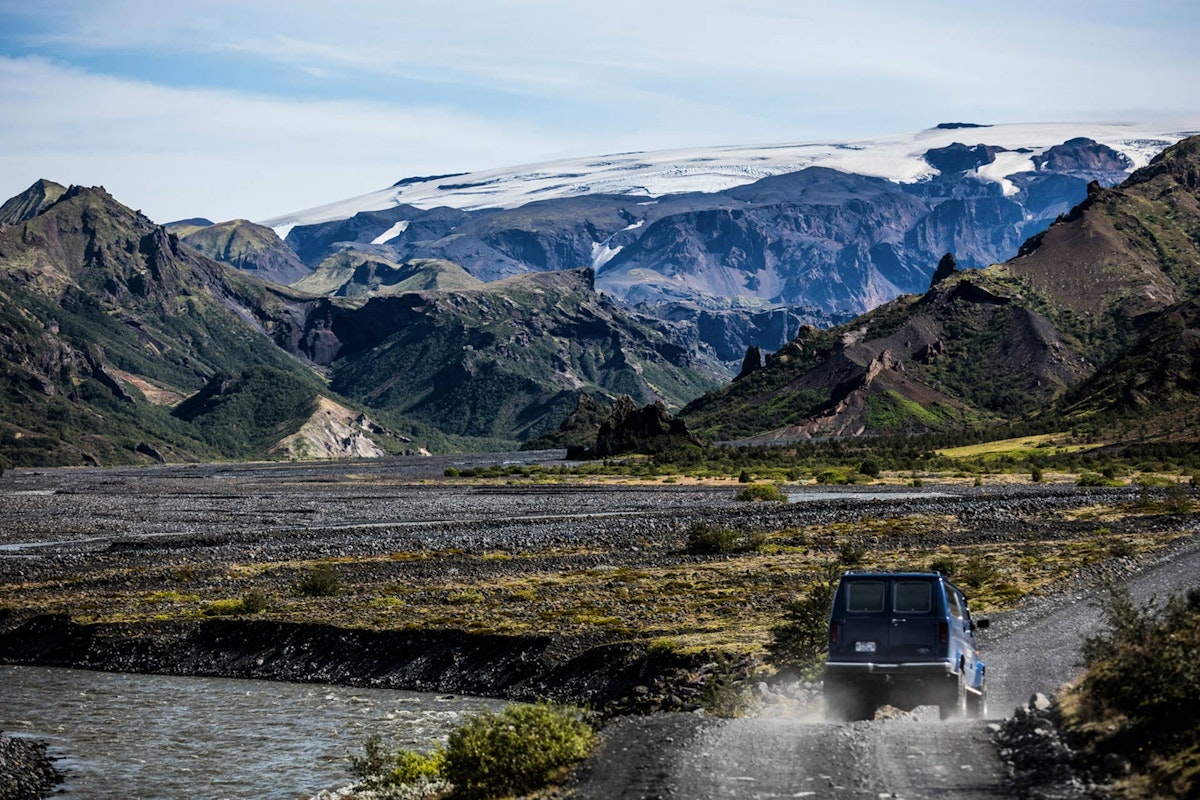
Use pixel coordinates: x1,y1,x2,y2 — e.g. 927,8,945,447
938,621,949,647
830,622,839,647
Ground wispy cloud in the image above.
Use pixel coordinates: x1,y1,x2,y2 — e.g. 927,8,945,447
0,56,604,222
1,0,1198,221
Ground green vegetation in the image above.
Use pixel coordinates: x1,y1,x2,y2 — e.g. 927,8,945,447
735,483,787,502
295,564,342,597
685,522,766,555
350,734,448,798
444,704,594,799
202,589,268,617
1061,586,1200,798
766,562,840,676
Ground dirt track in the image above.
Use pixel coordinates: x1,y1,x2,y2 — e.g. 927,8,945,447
570,538,1200,799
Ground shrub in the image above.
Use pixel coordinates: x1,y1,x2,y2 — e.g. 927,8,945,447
767,562,840,675
738,469,752,483
1163,481,1192,514
837,539,866,567
1078,471,1116,487
858,458,881,478
736,483,786,502
443,703,594,799
686,522,740,554
351,734,447,794
929,555,957,577
239,589,268,614
295,564,341,597
1068,586,1200,796
816,468,849,485
701,666,763,718
962,552,995,588
1030,465,1043,483
443,467,460,477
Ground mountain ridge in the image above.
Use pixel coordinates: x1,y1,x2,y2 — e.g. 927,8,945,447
679,134,1200,444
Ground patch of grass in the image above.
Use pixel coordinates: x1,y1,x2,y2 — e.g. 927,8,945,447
202,590,269,617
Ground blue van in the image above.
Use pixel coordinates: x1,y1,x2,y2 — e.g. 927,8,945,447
823,571,989,721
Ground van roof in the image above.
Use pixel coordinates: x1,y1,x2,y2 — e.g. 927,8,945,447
840,571,944,578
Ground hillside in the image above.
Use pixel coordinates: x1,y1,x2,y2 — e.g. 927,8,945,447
0,183,404,466
681,136,1200,444
323,268,725,440
170,218,312,285
291,252,481,298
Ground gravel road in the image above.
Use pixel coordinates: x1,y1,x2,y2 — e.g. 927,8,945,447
570,536,1200,799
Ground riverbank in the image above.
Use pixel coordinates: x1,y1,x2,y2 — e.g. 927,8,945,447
0,613,710,715
0,734,61,800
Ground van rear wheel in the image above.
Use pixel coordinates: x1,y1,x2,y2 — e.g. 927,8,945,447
824,677,875,722
939,672,967,720
966,678,987,719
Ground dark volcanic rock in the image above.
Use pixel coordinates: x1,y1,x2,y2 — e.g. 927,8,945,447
0,734,61,800
595,395,703,457
924,142,1007,173
0,615,689,715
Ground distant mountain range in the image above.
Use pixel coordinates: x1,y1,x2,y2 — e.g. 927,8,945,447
5,123,1200,465
239,122,1195,364
260,123,1186,304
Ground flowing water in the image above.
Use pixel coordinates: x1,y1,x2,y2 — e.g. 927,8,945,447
1,665,504,799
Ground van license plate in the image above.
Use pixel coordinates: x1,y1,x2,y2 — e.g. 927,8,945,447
855,641,876,653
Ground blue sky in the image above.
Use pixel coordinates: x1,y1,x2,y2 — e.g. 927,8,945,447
1,0,1198,223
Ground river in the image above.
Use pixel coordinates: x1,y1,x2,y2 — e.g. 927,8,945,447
1,665,504,799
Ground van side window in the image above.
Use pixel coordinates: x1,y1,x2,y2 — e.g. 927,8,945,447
894,581,932,613
947,588,963,619
846,581,885,612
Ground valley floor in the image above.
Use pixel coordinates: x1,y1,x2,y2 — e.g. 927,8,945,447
2,454,1199,797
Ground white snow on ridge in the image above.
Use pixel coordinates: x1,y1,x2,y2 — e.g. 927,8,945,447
261,121,1200,233
371,220,409,245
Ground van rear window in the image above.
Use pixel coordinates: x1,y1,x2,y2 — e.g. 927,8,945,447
895,581,932,612
846,581,885,612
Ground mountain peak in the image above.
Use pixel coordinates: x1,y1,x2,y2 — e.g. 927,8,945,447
0,179,68,225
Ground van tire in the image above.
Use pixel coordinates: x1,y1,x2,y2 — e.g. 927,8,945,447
824,678,875,722
939,672,966,720
966,678,987,719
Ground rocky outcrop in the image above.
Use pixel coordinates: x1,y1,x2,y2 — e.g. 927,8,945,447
270,397,407,460
929,252,959,288
594,395,703,457
0,179,66,226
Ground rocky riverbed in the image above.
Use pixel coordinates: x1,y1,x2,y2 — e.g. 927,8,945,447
1,456,1196,713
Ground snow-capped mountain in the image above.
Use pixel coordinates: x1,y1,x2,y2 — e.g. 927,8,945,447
261,122,1193,236
257,122,1199,366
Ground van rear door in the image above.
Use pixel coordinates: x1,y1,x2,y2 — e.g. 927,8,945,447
837,579,889,659
886,579,941,660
